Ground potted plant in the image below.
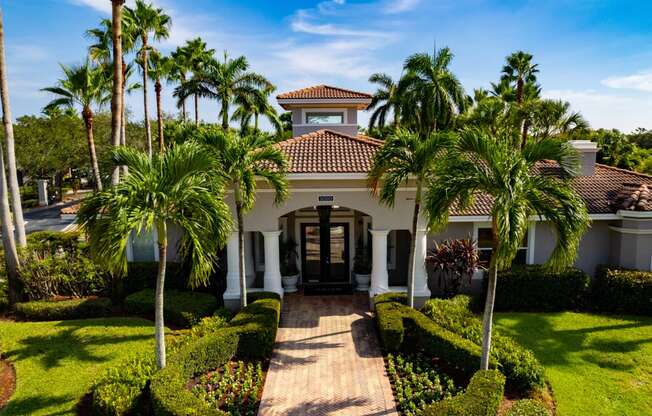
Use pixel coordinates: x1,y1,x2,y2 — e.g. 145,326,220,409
353,239,372,291
280,237,300,293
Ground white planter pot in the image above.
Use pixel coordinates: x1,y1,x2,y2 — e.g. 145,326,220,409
282,274,299,293
354,273,371,291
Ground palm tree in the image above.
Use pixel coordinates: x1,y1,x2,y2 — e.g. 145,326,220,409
149,51,173,152
367,72,401,129
200,129,288,308
170,47,190,121
178,38,215,126
400,47,466,137
368,129,452,307
42,62,111,191
530,99,589,140
232,85,281,133
500,51,540,147
110,0,126,184
0,10,25,247
77,142,232,368
125,0,171,158
424,128,589,369
176,52,272,130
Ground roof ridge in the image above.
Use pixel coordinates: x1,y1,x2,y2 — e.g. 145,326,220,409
276,84,372,99
276,129,382,147
596,163,652,180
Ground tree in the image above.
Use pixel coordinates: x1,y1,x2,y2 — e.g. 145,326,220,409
110,0,126,184
170,46,190,121
500,51,540,147
424,128,589,369
200,129,288,308
399,47,466,137
593,128,641,170
232,85,281,133
149,51,174,152
43,62,111,191
176,38,214,126
77,142,232,368
175,52,272,130
0,9,26,247
368,129,452,307
530,99,588,140
368,72,401,130
125,0,171,158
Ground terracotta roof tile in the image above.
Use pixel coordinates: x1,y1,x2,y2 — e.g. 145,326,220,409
60,203,81,215
277,85,372,100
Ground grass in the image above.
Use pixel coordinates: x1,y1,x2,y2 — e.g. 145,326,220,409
495,312,652,416
0,317,155,415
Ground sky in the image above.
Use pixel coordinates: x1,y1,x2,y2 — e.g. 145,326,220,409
3,0,652,132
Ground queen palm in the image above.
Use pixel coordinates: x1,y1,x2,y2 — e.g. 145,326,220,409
125,0,171,158
149,51,174,152
368,129,452,308
170,46,190,121
77,142,232,369
43,61,110,191
110,0,127,184
232,86,281,133
424,128,589,369
368,72,401,130
178,38,215,126
200,129,288,308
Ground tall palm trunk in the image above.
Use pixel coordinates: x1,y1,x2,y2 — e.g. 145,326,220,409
221,101,229,130
155,220,168,369
110,0,125,186
155,79,164,152
0,11,25,247
82,106,103,191
480,220,499,370
180,73,187,122
235,199,247,308
406,181,421,308
0,131,20,305
520,118,530,149
254,113,259,131
142,39,153,159
120,60,128,176
194,94,199,126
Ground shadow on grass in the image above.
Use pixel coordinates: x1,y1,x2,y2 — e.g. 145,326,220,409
1,393,72,416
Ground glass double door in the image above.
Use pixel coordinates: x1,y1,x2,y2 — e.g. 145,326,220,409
301,223,349,284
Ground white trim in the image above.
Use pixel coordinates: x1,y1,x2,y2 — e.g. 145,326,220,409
286,173,369,180
609,226,652,235
278,98,370,105
590,214,621,220
293,123,358,127
301,108,348,125
450,215,492,223
569,140,598,150
616,210,652,219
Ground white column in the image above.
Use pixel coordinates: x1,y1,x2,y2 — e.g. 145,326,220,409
414,229,431,298
370,229,390,297
262,230,283,297
244,232,255,287
223,232,240,302
37,179,48,206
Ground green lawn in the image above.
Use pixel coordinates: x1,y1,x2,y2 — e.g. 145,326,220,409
0,317,155,415
495,312,652,416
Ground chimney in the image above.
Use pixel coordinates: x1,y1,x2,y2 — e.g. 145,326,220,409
570,140,598,176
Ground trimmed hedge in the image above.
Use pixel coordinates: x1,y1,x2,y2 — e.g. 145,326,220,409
505,400,551,416
124,289,218,328
229,294,281,359
493,266,590,311
374,295,492,378
593,266,652,315
424,370,505,416
14,297,112,320
422,296,545,393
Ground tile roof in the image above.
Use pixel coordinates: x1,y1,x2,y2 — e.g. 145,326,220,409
612,183,651,211
276,129,382,174
276,85,372,100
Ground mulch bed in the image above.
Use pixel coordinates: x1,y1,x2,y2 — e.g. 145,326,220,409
0,359,16,409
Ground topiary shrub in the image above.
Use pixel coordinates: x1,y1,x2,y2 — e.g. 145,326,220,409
505,399,551,416
423,370,505,416
493,266,590,311
124,289,218,328
14,297,112,320
422,296,545,393
593,266,652,315
375,300,407,352
373,292,408,308
229,294,281,359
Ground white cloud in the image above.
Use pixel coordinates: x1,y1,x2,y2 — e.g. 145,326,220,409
290,10,390,38
601,71,652,92
8,44,49,62
67,0,112,13
383,0,420,14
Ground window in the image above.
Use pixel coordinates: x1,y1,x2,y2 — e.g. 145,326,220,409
476,224,530,266
306,112,344,125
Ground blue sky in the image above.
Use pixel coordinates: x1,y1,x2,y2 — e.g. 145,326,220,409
3,0,652,132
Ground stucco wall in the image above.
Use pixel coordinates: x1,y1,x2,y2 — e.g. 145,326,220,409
612,218,652,271
292,124,358,137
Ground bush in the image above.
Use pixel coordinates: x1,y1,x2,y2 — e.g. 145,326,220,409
593,266,652,315
189,309,232,339
229,295,281,359
424,370,505,416
0,279,7,312
26,230,84,253
373,292,407,307
493,266,590,311
14,297,112,320
422,296,545,393
123,262,187,295
505,400,550,416
374,295,491,378
124,289,218,328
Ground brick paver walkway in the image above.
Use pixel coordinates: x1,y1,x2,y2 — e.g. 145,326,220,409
258,294,398,416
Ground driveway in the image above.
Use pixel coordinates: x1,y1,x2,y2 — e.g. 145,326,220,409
23,201,77,234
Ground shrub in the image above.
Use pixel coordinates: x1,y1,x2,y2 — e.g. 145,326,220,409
427,238,480,297
26,230,84,254
505,400,551,416
593,266,652,315
123,262,187,295
14,297,112,320
373,292,407,307
422,296,545,393
423,370,505,416
0,279,7,312
189,309,232,339
493,266,590,311
124,289,218,328
229,295,281,359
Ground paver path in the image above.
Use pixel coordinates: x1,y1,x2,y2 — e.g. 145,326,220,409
259,294,398,416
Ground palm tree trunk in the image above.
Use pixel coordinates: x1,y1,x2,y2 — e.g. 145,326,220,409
180,74,187,122
254,113,259,131
110,0,125,186
0,136,19,306
480,220,499,370
155,220,168,369
155,80,164,152
120,59,128,176
194,94,199,127
520,118,530,149
142,43,152,159
83,107,103,191
236,200,247,308
221,101,229,130
406,181,422,308
0,12,26,247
